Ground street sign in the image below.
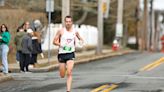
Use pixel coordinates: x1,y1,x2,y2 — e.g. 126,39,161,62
102,0,110,18
46,0,54,12
116,23,123,37
46,0,54,62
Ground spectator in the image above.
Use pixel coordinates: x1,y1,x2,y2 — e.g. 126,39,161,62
14,26,26,70
22,21,31,32
30,32,42,67
0,24,11,74
21,29,33,72
33,19,44,58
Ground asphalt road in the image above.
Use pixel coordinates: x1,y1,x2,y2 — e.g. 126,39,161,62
1,52,164,92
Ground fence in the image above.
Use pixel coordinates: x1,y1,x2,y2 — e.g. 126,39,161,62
41,24,98,51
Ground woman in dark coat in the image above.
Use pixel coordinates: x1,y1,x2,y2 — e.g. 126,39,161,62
30,32,42,67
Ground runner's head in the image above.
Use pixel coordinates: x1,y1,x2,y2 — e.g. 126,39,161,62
65,16,73,29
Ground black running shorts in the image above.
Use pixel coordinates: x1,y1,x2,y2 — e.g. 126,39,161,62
57,52,75,63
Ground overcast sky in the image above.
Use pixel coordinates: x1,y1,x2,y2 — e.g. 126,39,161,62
140,0,164,10
154,0,164,10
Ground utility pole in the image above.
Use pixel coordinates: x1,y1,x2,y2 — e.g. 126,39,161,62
96,0,103,54
96,0,110,54
149,0,155,51
115,0,124,47
143,0,148,50
62,0,70,25
136,0,141,50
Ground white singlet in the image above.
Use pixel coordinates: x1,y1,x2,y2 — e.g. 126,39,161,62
58,28,76,54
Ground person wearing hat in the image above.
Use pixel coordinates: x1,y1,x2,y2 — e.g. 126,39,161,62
20,28,33,72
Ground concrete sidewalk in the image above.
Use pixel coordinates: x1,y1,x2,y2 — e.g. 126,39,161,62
9,49,135,72
0,48,136,82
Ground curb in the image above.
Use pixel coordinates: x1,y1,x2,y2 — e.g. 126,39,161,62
0,74,13,83
9,49,136,73
75,50,135,64
1,49,136,83
26,50,136,72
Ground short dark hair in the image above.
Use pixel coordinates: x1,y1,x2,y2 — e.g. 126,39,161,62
16,26,24,32
65,15,72,21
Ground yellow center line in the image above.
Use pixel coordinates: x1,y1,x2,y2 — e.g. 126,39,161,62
140,57,164,71
102,84,118,92
147,61,163,71
91,57,164,92
91,84,109,92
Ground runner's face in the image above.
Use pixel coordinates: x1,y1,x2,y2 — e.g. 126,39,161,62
65,18,72,29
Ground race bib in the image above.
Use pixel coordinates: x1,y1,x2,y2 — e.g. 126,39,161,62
63,46,72,51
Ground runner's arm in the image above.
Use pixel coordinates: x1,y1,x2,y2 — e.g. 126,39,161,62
76,31,84,43
53,30,61,46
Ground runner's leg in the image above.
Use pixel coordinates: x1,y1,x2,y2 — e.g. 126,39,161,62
59,63,66,78
66,60,74,91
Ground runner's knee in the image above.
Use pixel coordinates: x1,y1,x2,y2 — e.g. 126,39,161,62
67,70,72,77
60,73,65,78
